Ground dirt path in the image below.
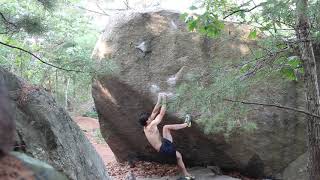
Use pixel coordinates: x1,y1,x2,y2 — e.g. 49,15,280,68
73,116,116,163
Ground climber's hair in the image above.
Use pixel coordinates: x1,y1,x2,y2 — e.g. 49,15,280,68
138,112,151,126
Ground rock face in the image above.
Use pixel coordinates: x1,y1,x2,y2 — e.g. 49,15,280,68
92,10,306,178
282,153,308,180
0,80,15,155
0,67,110,180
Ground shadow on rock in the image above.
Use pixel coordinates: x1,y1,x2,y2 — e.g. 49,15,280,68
92,76,237,170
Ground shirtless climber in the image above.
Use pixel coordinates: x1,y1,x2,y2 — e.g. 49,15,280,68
138,93,195,179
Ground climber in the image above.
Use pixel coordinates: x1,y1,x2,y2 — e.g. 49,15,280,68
138,93,195,180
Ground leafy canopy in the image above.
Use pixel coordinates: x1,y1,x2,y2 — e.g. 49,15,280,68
174,0,320,136
0,0,115,113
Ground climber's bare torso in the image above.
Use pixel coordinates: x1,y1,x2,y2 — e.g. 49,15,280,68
144,118,162,151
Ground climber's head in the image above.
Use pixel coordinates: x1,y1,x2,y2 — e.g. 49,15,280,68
138,112,151,127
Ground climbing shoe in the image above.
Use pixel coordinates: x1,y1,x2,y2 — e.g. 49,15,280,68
184,114,192,127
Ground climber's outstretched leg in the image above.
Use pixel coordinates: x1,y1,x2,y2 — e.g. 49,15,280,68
162,122,194,179
176,151,193,177
162,123,188,142
162,114,192,142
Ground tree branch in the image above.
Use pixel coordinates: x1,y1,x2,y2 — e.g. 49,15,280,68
224,99,320,118
0,12,17,28
0,12,20,34
95,2,128,12
223,3,264,20
73,5,109,16
239,46,289,80
0,41,85,73
95,2,108,14
123,0,131,10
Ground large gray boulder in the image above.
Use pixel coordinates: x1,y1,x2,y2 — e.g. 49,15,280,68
282,153,308,180
92,10,306,178
0,80,15,155
0,67,110,180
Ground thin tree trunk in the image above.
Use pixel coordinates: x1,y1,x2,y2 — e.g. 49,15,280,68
72,76,76,112
55,69,58,93
296,0,320,179
40,68,49,86
65,78,70,109
48,73,52,92
19,54,23,77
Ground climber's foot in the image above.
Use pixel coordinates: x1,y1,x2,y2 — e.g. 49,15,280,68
184,114,192,127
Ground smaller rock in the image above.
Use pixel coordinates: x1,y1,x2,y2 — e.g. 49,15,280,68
125,171,136,180
166,66,186,87
11,152,68,180
167,76,177,86
0,154,35,180
135,41,151,53
170,20,178,29
207,166,223,175
150,84,160,94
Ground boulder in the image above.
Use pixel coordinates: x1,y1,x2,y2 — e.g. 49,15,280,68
282,153,308,180
0,67,110,180
0,80,15,155
92,10,307,178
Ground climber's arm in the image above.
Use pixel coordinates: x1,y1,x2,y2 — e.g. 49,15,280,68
150,94,162,120
150,95,166,126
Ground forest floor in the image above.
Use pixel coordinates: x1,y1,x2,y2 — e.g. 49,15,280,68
73,116,255,180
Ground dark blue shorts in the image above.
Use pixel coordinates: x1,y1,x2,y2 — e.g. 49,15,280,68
159,138,176,158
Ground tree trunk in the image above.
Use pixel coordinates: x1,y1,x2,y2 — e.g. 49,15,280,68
296,0,320,179
55,69,58,93
65,77,70,109
73,76,76,100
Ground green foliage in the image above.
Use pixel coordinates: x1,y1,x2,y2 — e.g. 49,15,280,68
184,12,225,38
248,29,257,40
0,0,57,34
93,128,105,144
181,0,320,137
189,5,198,10
168,61,262,137
182,0,236,38
15,15,47,35
273,55,303,81
83,111,99,119
280,67,296,81
36,0,57,9
0,0,116,110
240,64,251,73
